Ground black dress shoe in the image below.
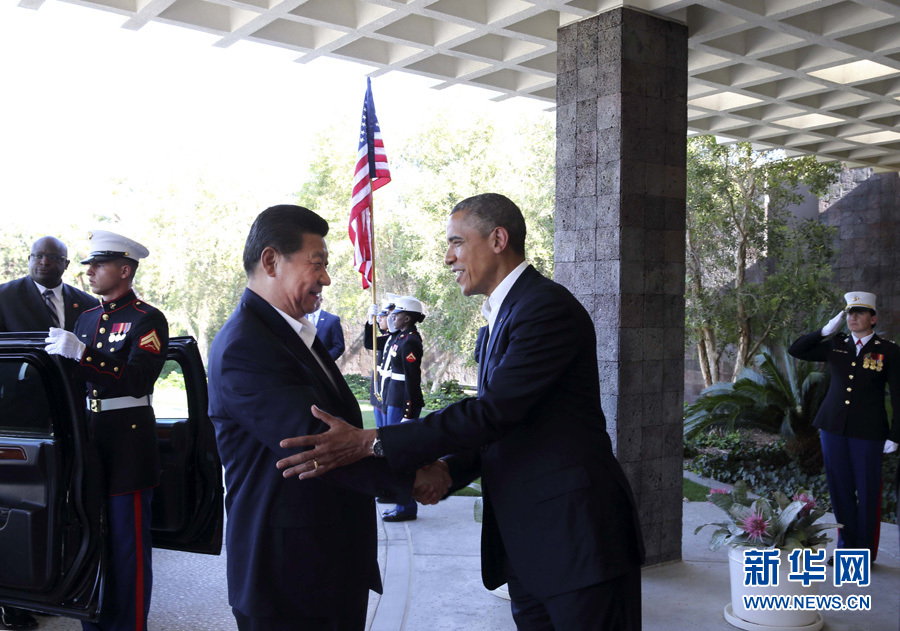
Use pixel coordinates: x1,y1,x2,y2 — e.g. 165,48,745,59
382,509,417,522
375,497,392,504
0,607,38,631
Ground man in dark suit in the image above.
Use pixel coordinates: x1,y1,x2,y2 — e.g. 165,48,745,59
0,236,96,631
277,194,645,630
207,205,448,631
789,291,900,560
0,236,97,333
308,301,345,360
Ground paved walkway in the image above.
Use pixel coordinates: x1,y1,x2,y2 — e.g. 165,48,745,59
34,489,899,630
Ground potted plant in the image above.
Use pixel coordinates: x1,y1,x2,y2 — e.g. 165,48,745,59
695,480,840,630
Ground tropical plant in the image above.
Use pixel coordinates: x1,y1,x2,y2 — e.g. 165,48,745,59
684,345,829,442
695,480,839,551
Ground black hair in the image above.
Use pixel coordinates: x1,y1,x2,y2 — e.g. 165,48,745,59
450,193,527,256
243,205,329,275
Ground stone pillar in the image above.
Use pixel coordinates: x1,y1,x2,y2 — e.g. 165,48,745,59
555,7,687,566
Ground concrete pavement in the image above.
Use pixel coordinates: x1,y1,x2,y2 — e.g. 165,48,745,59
33,487,899,630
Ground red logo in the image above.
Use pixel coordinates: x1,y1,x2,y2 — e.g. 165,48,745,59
138,330,162,354
406,353,417,363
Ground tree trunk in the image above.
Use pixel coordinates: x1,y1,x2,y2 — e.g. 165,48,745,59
430,355,452,393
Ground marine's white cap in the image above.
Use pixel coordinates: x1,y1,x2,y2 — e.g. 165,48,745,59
392,296,425,319
844,291,877,313
80,230,150,264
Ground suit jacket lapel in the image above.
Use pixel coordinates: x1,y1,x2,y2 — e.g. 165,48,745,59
242,289,343,407
479,266,539,393
21,277,52,329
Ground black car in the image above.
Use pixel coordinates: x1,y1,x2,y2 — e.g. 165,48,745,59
0,334,223,621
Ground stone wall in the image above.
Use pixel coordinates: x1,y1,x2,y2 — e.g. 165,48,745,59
819,168,900,337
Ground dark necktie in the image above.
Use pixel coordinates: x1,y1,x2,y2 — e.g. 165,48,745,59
477,327,491,397
42,289,60,328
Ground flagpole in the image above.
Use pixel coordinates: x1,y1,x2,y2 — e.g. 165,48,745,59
370,197,381,402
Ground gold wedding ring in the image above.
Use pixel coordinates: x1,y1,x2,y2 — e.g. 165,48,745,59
313,458,319,470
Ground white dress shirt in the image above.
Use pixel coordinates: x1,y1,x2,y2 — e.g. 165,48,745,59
481,260,529,335
851,332,874,355
272,306,337,390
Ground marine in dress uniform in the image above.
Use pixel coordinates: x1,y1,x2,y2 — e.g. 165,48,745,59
45,231,168,631
789,291,900,559
381,296,426,522
363,301,395,429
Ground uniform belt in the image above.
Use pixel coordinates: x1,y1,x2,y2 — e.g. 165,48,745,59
390,373,406,381
87,395,152,413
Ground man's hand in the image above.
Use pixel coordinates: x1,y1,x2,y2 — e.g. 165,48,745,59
277,406,375,479
413,460,451,505
884,440,898,454
367,303,379,322
821,312,844,336
44,327,86,361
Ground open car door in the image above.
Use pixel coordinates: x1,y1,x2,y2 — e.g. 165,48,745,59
0,333,105,619
150,336,223,554
0,333,222,620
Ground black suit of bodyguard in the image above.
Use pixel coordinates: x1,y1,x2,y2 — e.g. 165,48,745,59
45,231,167,631
0,236,97,333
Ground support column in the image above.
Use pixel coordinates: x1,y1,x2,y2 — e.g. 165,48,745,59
555,7,687,565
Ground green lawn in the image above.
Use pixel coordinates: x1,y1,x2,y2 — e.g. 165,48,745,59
683,477,711,502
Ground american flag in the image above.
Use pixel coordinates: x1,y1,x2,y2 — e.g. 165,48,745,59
349,77,391,289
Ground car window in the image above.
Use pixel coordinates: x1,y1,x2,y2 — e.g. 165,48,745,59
154,359,189,420
0,358,52,436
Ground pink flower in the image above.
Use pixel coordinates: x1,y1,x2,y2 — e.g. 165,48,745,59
792,493,816,517
710,488,729,494
740,511,770,542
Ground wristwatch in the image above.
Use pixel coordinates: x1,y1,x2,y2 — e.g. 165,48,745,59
372,428,385,458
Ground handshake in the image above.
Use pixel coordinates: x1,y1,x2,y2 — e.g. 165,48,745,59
413,459,451,505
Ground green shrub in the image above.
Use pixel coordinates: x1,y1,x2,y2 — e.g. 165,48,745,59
343,374,371,400
686,440,898,524
422,378,469,410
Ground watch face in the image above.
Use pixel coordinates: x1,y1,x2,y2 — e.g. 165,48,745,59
373,438,384,458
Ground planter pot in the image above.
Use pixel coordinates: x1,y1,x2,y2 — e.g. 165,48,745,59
725,547,824,631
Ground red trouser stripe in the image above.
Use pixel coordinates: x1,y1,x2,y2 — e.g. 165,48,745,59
134,492,144,631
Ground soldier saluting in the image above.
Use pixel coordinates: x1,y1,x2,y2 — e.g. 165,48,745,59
789,291,900,562
45,230,168,631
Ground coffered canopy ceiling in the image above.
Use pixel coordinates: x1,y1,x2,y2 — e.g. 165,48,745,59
19,0,900,170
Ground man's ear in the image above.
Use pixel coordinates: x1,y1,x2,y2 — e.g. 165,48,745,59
119,263,132,280
259,247,279,278
490,227,510,254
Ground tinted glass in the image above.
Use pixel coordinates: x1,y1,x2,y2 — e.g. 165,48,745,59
0,359,52,436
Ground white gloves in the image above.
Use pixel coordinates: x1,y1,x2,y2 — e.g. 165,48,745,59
368,304,379,320
884,440,899,454
821,312,844,336
45,327,87,361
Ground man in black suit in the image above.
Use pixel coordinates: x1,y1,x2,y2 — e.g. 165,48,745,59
308,300,345,360
789,291,900,560
0,236,96,631
0,236,97,333
207,205,448,631
277,194,645,630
